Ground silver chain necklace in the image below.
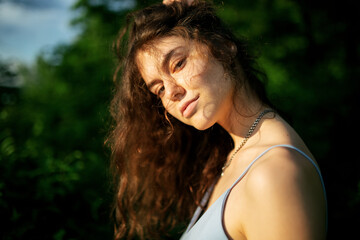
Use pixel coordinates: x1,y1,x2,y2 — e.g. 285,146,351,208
221,109,274,177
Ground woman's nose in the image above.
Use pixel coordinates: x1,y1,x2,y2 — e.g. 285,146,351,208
165,81,185,101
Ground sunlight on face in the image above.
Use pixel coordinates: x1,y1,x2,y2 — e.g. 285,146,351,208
136,36,234,130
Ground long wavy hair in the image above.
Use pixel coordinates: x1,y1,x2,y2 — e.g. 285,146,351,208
108,1,271,239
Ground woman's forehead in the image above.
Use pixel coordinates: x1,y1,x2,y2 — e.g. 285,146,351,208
136,36,188,72
139,36,190,58
136,36,209,66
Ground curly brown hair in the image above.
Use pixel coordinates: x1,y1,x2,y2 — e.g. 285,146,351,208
107,1,271,239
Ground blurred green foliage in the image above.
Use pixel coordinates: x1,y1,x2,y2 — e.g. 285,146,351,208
0,0,359,239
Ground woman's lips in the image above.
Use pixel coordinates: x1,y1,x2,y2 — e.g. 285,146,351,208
181,95,199,118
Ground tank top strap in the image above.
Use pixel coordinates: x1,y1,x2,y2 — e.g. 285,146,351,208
225,144,328,232
183,144,328,238
229,144,324,189
184,183,215,233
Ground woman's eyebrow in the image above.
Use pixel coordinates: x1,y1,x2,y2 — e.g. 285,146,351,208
146,46,184,90
161,46,183,73
146,79,162,91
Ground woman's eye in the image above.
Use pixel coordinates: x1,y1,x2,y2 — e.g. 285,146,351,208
156,86,165,97
172,58,186,73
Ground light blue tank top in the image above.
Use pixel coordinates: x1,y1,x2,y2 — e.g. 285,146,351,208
180,144,327,240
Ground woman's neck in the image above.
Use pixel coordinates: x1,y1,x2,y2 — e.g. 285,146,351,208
217,89,266,149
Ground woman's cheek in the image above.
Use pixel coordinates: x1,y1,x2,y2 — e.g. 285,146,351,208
161,100,180,118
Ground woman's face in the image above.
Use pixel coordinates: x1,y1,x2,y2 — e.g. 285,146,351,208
136,36,234,130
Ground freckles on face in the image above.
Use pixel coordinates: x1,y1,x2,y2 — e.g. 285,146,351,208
136,36,234,130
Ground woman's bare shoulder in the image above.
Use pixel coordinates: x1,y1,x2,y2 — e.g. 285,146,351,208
227,146,327,239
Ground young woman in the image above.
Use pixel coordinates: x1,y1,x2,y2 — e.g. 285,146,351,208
108,0,327,239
